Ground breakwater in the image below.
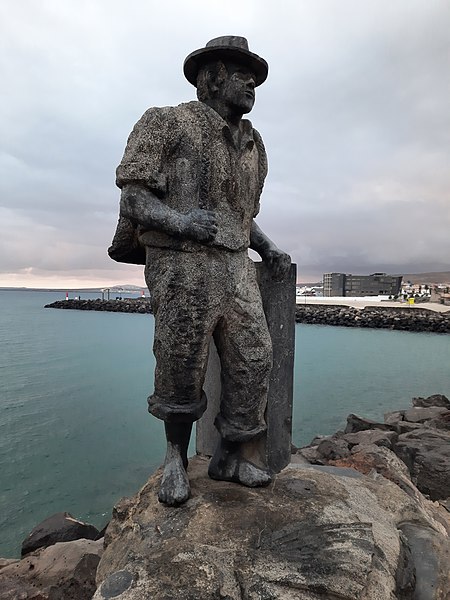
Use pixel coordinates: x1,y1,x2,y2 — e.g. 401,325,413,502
45,299,450,333
44,298,153,314
295,304,450,333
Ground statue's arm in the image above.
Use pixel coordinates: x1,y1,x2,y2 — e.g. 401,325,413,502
120,184,217,243
117,107,217,244
250,220,291,280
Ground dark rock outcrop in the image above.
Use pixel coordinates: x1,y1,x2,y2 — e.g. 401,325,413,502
295,304,450,333
21,512,100,557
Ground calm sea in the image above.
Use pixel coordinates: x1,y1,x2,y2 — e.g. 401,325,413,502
1,290,449,557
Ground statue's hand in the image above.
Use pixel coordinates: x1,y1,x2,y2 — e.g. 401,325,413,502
263,247,291,281
181,209,218,243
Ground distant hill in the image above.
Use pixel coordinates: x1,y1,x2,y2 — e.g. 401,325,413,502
0,284,146,292
398,272,450,284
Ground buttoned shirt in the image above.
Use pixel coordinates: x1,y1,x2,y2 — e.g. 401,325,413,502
115,101,267,253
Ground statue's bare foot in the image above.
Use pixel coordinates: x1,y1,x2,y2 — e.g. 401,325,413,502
208,452,271,488
158,455,190,506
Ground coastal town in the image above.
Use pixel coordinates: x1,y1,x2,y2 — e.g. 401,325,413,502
296,271,450,309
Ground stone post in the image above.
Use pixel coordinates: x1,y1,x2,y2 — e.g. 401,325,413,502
196,262,296,473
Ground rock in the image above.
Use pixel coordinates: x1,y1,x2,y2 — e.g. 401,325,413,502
343,429,398,449
0,559,19,571
308,434,330,446
93,455,450,599
289,452,312,467
384,410,405,425
21,512,100,556
394,421,424,434
344,413,392,434
403,406,449,424
399,523,450,600
0,538,103,600
317,436,350,460
296,445,325,464
426,411,450,430
412,394,450,409
395,428,450,500
329,444,428,506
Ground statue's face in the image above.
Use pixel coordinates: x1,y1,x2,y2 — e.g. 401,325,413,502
219,61,256,115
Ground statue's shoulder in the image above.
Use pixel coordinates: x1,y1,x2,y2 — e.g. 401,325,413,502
136,105,178,126
135,102,202,132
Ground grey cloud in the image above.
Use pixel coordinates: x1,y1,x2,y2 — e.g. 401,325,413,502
1,0,449,286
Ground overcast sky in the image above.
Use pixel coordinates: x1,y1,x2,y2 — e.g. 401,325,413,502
1,0,449,287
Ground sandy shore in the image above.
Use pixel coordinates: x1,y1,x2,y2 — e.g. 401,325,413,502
296,296,450,313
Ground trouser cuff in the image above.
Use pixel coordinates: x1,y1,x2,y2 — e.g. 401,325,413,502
214,414,266,442
148,391,207,423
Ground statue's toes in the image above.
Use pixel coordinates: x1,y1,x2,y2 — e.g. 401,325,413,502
158,471,190,506
158,487,190,506
237,462,272,487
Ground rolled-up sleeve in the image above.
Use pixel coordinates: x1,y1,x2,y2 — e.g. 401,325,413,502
116,107,171,197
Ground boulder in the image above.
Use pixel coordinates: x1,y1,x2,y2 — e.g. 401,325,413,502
394,428,450,500
0,538,103,600
425,411,450,431
403,406,449,424
384,410,405,425
344,413,392,434
412,394,450,409
394,421,424,434
21,512,100,556
296,444,325,465
0,559,19,571
317,436,351,460
343,429,398,449
329,444,427,505
93,455,450,599
307,434,330,446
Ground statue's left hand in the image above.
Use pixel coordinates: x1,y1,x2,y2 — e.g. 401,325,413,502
264,247,291,281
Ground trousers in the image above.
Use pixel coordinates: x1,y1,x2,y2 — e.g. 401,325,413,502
145,246,272,442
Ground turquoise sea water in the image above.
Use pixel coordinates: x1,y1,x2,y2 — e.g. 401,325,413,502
1,290,449,557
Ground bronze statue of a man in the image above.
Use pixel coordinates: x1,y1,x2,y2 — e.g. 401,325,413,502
109,36,290,505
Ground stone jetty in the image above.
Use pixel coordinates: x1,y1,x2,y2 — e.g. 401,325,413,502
45,299,450,334
45,298,153,314
295,304,450,333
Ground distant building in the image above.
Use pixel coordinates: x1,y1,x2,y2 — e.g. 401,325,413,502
323,273,403,297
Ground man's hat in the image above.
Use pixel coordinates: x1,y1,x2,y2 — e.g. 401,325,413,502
183,36,268,87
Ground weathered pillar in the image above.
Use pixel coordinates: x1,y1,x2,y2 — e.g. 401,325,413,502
196,262,296,473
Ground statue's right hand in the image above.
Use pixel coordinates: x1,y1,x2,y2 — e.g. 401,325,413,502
181,208,218,243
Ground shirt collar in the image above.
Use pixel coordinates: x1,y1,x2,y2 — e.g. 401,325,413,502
187,101,255,151
222,119,255,152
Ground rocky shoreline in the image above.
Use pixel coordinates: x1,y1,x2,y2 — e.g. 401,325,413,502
45,299,450,333
2,393,449,598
